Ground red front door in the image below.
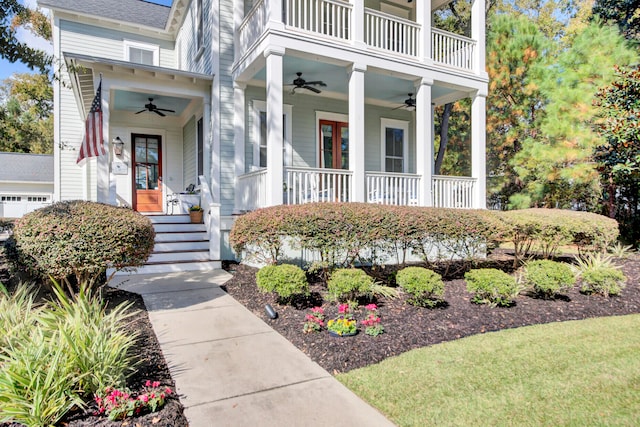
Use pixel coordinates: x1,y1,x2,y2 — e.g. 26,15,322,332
132,134,163,212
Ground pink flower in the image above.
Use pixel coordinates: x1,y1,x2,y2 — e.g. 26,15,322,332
338,304,349,314
152,381,160,388
138,394,149,403
365,304,378,311
311,307,324,314
145,380,152,387
165,387,172,395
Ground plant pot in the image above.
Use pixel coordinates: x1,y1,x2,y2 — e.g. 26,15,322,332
328,330,358,338
189,210,203,224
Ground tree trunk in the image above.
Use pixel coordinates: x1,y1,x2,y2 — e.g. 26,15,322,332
434,103,453,175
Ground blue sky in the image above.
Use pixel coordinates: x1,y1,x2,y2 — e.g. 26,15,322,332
0,0,173,81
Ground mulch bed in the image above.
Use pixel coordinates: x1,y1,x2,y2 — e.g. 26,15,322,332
222,252,640,374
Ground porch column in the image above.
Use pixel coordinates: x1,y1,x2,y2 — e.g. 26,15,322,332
265,47,285,206
416,0,431,63
233,82,246,212
97,80,110,204
471,93,487,209
352,0,365,48
267,0,284,29
471,0,486,74
415,78,433,207
349,63,366,202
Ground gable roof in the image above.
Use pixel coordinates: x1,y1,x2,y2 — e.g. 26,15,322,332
39,0,171,30
0,153,54,183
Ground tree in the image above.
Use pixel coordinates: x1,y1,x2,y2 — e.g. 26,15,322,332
0,0,51,72
594,65,640,244
509,21,638,209
0,73,53,153
593,0,640,43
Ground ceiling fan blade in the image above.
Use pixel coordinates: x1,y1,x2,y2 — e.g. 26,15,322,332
392,105,406,110
154,110,166,117
135,109,147,114
303,85,321,94
305,81,326,86
155,108,176,113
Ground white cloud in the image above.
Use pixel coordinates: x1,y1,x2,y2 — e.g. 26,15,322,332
16,0,53,54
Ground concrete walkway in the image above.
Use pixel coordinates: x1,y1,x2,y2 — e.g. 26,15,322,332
113,271,395,427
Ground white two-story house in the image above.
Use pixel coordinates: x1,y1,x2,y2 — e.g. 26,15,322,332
40,0,488,270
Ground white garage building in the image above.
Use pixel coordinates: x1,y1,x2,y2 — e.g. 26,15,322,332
0,152,54,218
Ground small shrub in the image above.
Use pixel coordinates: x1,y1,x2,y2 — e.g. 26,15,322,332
327,268,374,302
7,201,155,285
465,268,520,307
255,264,309,302
396,266,445,307
302,307,325,333
361,304,384,336
574,253,626,297
523,260,576,299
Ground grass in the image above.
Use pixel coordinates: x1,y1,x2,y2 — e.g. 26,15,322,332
338,315,640,427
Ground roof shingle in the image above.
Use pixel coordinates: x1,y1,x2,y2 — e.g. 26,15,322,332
0,153,54,183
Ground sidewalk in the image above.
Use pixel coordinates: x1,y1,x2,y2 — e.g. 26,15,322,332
113,271,396,427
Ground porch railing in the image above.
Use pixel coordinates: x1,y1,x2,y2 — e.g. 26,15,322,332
366,171,420,206
286,167,352,204
237,169,268,211
365,8,420,57
432,28,476,71
432,175,475,209
238,0,267,54
285,0,352,40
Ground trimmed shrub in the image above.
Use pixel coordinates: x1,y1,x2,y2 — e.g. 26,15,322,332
396,266,445,307
465,268,520,307
581,268,626,297
327,268,374,302
255,264,309,302
574,253,626,297
523,260,576,299
498,209,619,265
6,201,155,284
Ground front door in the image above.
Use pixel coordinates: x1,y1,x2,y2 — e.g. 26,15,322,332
319,120,349,170
132,134,163,212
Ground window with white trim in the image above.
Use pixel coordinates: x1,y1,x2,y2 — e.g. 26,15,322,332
1,196,21,202
252,101,292,169
381,118,409,173
124,40,159,66
27,196,49,202
195,0,204,54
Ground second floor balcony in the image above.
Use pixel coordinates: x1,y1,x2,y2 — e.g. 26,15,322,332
236,0,483,74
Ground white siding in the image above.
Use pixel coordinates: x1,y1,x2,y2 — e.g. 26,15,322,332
183,116,197,188
219,0,236,216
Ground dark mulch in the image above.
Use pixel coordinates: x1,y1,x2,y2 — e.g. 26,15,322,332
0,245,188,427
222,252,640,374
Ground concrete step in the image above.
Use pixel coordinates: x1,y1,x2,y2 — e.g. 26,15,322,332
111,260,222,275
147,214,192,224
155,231,208,242
153,223,207,233
148,250,211,263
154,241,210,252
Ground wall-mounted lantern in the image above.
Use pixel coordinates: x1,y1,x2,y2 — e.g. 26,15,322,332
112,136,125,156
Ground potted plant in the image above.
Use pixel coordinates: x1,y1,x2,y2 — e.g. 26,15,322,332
189,205,203,223
326,303,358,337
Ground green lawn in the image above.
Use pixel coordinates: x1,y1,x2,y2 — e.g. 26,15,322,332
338,315,640,427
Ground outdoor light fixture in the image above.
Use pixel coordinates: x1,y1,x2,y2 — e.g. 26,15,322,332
112,136,125,156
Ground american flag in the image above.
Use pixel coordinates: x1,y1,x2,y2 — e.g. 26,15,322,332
76,80,106,164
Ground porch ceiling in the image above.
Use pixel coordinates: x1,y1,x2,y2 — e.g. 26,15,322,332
248,56,465,108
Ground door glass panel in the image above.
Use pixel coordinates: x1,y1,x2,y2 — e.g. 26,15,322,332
135,137,160,190
340,126,349,170
322,124,334,168
385,127,404,173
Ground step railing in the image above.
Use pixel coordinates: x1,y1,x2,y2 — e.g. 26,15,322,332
366,171,420,206
365,8,420,57
286,167,352,204
285,0,352,40
432,175,476,209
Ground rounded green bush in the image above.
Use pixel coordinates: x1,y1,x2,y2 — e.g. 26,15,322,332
581,267,626,297
327,268,374,302
465,268,520,307
7,201,155,283
396,266,445,307
255,264,309,301
524,260,576,299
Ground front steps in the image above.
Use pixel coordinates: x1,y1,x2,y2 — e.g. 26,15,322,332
112,214,221,275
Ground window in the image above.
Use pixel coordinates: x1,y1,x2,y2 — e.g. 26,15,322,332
124,40,159,66
381,119,409,173
252,101,292,169
27,196,48,202
1,196,21,202
197,117,204,176
195,0,203,54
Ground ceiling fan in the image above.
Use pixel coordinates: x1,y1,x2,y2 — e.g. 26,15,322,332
135,98,176,117
287,72,326,94
393,93,416,111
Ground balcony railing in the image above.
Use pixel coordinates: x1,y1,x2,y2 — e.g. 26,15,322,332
366,171,420,206
364,8,420,57
236,0,478,72
432,175,475,208
286,167,352,204
432,28,476,71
